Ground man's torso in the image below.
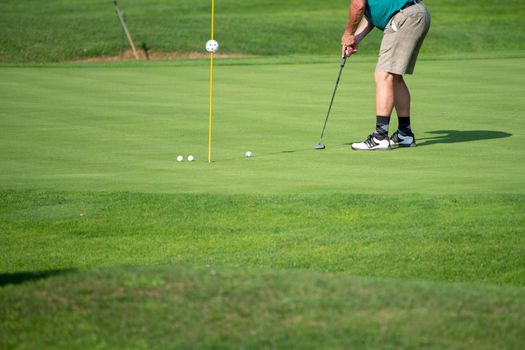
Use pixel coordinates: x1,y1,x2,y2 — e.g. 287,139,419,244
365,0,408,30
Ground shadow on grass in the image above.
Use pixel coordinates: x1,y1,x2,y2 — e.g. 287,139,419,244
418,130,511,147
216,130,511,159
0,269,75,287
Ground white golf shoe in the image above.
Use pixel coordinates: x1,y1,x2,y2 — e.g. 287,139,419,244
351,134,390,151
389,130,416,148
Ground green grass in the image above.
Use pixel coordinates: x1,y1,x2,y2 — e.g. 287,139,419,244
1,56,524,348
1,0,525,63
1,0,525,348
0,58,523,194
1,190,524,285
2,266,524,349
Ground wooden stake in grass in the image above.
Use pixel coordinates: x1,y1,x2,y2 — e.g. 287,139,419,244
208,0,216,164
113,0,140,60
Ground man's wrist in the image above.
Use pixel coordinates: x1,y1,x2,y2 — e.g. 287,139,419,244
343,30,355,39
344,25,355,35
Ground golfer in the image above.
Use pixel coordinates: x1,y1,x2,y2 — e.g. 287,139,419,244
342,0,430,150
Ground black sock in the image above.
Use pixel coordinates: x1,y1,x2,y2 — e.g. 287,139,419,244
374,116,390,140
398,116,411,135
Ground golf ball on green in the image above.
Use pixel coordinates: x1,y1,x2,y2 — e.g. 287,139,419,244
177,155,183,162
187,155,194,162
245,151,252,157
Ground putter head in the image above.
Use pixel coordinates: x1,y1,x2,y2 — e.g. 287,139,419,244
314,143,326,150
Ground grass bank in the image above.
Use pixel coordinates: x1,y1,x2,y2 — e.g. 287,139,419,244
1,0,524,63
2,266,524,349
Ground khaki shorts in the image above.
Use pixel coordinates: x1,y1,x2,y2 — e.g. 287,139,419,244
376,3,431,75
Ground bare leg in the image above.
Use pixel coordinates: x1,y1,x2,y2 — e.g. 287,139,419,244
393,75,410,117
351,71,397,150
375,71,395,117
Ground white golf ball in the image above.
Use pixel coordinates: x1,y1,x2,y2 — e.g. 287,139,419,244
177,155,184,162
187,155,194,162
206,40,219,53
245,151,252,158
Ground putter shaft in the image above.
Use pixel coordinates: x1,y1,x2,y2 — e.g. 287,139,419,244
317,56,346,146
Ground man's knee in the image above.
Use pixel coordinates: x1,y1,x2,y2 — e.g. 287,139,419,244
375,71,395,85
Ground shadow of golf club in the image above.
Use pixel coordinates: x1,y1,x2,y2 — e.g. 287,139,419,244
213,147,311,162
417,130,511,147
259,147,314,157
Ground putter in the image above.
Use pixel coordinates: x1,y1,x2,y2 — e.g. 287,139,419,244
314,55,347,150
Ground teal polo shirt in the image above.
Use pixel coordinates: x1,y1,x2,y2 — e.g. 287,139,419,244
365,0,409,30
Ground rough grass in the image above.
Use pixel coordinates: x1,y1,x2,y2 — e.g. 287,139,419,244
1,0,525,63
2,266,524,349
1,190,524,285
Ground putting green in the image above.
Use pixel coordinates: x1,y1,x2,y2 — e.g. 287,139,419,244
1,57,523,195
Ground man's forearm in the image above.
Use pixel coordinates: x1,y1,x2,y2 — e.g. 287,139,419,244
355,18,374,43
345,0,366,34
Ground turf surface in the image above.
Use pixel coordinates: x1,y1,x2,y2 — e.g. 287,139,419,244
1,0,525,348
0,57,523,194
1,0,525,62
1,190,524,285
1,56,524,348
2,267,524,349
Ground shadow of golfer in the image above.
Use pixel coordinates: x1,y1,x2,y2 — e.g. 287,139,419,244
0,269,75,287
417,130,511,147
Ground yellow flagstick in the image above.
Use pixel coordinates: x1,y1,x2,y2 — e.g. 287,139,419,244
208,0,215,164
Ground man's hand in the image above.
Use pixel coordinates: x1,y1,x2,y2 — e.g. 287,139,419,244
342,0,367,57
342,31,358,57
